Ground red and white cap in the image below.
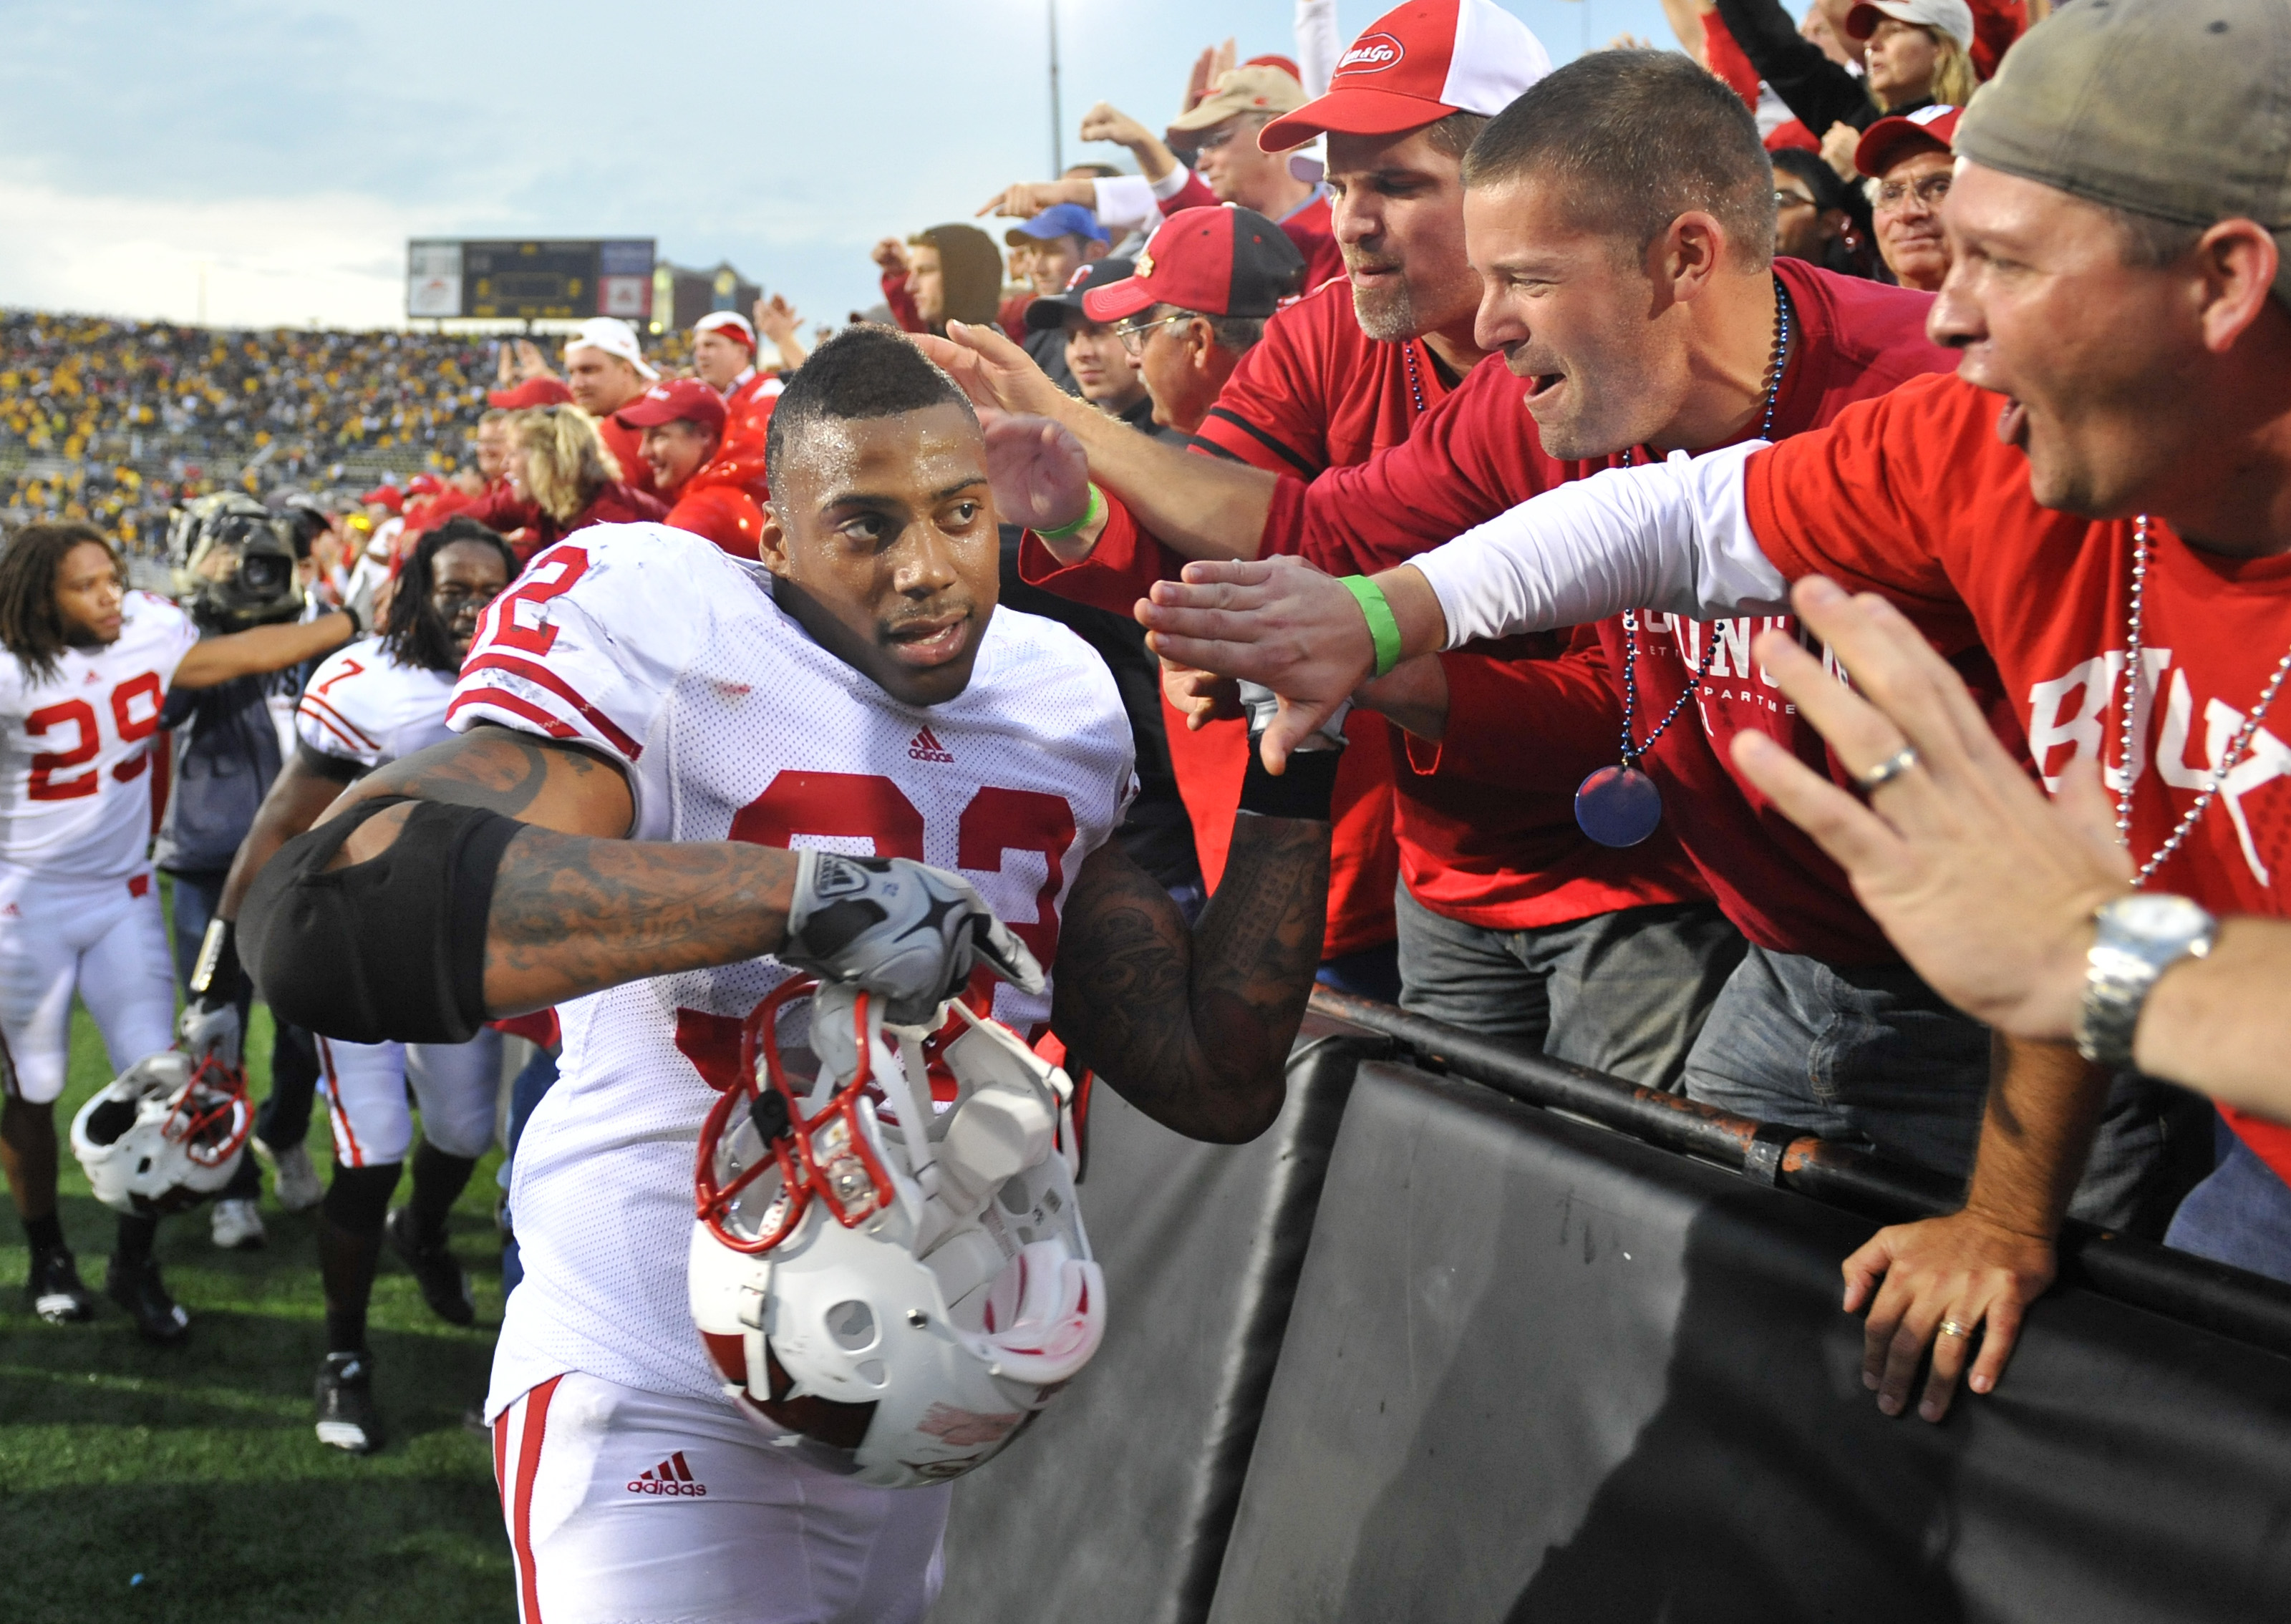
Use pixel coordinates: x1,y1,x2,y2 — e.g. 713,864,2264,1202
1854,103,1962,178
1259,0,1553,152
613,377,727,434
563,316,659,381
693,310,757,350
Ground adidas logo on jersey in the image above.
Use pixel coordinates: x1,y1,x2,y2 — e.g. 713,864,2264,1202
626,1450,707,1496
909,726,954,764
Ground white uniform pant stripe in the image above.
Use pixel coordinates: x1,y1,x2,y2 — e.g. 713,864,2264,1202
318,1028,501,1167
0,868,173,1105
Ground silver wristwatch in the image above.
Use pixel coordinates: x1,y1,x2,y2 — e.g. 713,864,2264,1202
2074,893,2216,1069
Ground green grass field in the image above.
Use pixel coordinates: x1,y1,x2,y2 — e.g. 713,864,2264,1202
0,906,515,1620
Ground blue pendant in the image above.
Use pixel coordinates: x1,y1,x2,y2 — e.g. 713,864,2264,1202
1575,765,1664,848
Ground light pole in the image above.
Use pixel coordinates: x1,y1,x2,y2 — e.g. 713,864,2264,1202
1048,0,1064,176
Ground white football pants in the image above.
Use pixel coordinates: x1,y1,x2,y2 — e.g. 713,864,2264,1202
315,1028,500,1167
493,1371,947,1624
0,866,175,1106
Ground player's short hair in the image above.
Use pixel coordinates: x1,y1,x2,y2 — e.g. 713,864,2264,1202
764,326,979,487
384,517,518,674
1462,49,1776,268
0,520,122,685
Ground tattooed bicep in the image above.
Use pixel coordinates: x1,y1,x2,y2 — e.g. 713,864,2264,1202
319,726,635,839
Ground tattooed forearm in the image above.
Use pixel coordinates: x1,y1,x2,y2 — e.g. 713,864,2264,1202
326,726,629,833
482,827,798,1014
1054,814,1329,1143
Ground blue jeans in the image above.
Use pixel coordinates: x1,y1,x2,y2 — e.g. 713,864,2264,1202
1394,884,1745,1090
498,1045,561,1295
2166,1129,2291,1284
1683,945,2207,1231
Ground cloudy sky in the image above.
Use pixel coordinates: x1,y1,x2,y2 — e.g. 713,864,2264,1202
0,0,1672,334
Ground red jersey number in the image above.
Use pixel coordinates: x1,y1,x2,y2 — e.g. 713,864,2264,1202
26,699,100,801
730,771,1075,965
478,545,589,658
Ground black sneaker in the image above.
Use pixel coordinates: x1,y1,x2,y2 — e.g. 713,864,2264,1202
26,1245,95,1323
384,1207,475,1326
104,1254,190,1345
315,1351,380,1453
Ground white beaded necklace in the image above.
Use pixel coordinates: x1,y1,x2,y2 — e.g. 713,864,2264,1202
2115,515,2291,885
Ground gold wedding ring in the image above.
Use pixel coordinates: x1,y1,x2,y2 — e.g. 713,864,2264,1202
1852,747,1919,795
1938,1318,1972,1339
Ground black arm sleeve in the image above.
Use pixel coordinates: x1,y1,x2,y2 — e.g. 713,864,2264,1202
240,796,523,1044
1712,0,1879,135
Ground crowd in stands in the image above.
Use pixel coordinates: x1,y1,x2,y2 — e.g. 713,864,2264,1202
6,0,2291,1538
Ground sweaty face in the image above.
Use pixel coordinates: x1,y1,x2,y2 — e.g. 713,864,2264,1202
1065,316,1147,413
1327,127,1476,343
908,245,946,327
1872,147,1953,293
1466,177,1681,461
564,346,645,416
758,403,999,708
55,541,125,647
430,540,511,661
692,330,752,391
640,419,717,493
1929,162,2206,519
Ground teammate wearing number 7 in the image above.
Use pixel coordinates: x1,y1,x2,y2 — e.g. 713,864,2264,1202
241,327,1337,1624
0,520,359,1341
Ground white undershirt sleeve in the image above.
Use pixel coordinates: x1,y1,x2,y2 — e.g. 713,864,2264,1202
1093,176,1158,230
1410,442,1791,647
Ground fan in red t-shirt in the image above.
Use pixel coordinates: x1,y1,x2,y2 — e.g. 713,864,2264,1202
1156,0,2291,1432
688,311,783,445
613,379,767,560
557,318,663,502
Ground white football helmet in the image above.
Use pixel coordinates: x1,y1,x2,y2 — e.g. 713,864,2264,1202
70,1051,251,1215
690,976,1105,1488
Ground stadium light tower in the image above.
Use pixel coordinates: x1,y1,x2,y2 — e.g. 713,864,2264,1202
1048,0,1064,177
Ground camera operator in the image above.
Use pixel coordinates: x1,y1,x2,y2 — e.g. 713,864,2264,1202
157,495,341,1245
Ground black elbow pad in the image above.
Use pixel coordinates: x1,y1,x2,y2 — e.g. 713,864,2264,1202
241,796,523,1044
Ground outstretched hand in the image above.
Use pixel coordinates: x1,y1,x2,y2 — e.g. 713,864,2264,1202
1731,577,2128,1042
976,180,1095,221
982,413,1092,534
1137,557,1375,773
914,322,1072,419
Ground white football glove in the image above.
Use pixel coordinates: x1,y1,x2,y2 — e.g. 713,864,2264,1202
178,998,243,1070
783,852,1044,1027
1237,681,1351,752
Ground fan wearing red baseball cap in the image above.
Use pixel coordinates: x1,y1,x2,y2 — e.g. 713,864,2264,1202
690,311,784,442
1856,104,1960,292
927,2,1747,1040
614,379,768,560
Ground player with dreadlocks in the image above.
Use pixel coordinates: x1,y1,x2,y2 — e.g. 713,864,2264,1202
0,518,360,1341
179,515,517,1450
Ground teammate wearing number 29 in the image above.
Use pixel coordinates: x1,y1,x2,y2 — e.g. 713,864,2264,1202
241,327,1337,1624
0,521,359,1341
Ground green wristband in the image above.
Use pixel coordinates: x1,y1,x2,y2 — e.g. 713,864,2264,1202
1340,574,1404,679
1036,482,1104,543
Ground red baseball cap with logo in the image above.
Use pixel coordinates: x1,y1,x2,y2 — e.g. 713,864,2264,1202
1082,207,1308,325
1259,0,1553,152
614,377,728,434
1854,103,1962,178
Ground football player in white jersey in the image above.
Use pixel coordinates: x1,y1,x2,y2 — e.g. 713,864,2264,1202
0,520,361,1341
242,328,1339,1624
180,517,515,1449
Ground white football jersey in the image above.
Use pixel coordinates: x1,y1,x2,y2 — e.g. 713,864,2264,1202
450,524,1136,1414
295,636,457,771
0,591,198,880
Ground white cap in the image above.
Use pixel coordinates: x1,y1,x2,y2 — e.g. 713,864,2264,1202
563,316,659,381
1845,0,1976,52
692,310,757,349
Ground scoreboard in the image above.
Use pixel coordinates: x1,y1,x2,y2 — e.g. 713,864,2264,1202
407,238,656,321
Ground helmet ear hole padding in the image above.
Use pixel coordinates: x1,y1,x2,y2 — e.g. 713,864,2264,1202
690,979,1105,1488
70,1052,251,1216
